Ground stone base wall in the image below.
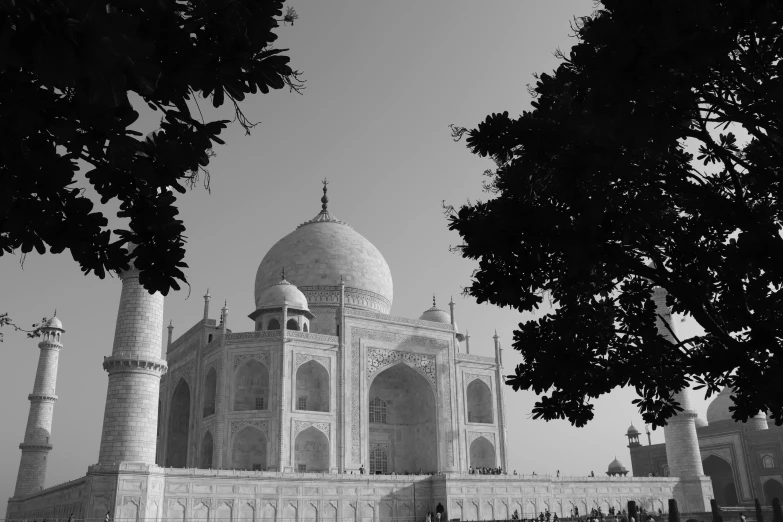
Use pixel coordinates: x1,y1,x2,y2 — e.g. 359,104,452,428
7,467,716,522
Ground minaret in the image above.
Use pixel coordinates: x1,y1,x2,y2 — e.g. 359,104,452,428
13,315,64,497
653,285,704,478
493,331,510,472
98,245,167,465
167,320,174,349
465,330,471,354
203,288,211,321
221,300,229,333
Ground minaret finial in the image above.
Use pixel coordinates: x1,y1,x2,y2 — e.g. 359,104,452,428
282,266,286,280
433,294,436,308
321,178,329,212
53,309,57,317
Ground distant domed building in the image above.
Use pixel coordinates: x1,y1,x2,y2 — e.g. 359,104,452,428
627,387,783,507
607,458,629,477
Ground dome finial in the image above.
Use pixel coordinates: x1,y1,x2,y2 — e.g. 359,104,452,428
282,266,286,280
432,294,436,308
321,178,329,212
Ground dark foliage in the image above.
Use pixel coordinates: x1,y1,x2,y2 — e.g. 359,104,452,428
448,0,783,427
1,0,301,295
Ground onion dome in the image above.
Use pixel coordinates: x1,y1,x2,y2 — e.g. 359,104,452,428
418,295,451,324
695,417,708,428
627,424,640,435
607,458,628,475
707,387,768,430
254,181,393,314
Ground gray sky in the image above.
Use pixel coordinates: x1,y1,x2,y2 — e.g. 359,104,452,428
0,0,714,501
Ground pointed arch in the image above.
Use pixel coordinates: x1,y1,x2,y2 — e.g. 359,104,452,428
166,378,190,467
294,426,329,472
763,478,783,506
466,379,493,423
296,360,329,412
287,318,300,331
469,435,496,469
199,431,214,468
234,359,269,411
267,318,280,330
203,367,217,417
703,454,738,506
231,426,267,470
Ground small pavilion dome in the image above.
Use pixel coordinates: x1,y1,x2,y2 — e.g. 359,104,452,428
627,424,640,435
256,276,309,311
418,295,451,324
608,458,627,474
45,316,63,329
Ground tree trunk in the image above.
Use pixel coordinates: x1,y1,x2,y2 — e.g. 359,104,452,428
755,498,764,522
668,500,679,522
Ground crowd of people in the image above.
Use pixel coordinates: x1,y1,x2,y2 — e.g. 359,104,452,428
469,466,504,475
509,505,663,522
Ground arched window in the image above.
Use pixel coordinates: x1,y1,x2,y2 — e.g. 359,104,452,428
287,318,299,331
762,455,775,468
267,318,280,331
370,446,389,475
369,397,387,424
166,379,190,467
208,334,213,343
202,368,217,417
466,379,494,423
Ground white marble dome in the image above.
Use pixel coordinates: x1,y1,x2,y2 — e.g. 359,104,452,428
419,299,451,324
256,279,309,311
45,316,63,329
608,458,627,473
255,202,393,313
706,387,735,425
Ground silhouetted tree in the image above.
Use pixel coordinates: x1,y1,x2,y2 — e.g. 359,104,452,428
1,0,302,296
448,0,783,428
772,498,782,522
710,500,722,522
756,499,765,522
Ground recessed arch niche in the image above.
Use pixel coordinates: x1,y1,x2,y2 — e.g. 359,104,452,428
763,479,783,506
294,426,329,472
703,454,738,506
203,367,217,417
295,360,329,412
466,378,493,423
368,362,437,473
166,378,190,467
469,435,496,469
231,426,267,470
199,431,213,468
234,359,269,411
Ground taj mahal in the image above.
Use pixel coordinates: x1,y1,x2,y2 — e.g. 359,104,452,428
7,184,737,522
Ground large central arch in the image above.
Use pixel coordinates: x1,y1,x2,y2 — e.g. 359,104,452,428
368,362,437,473
703,455,738,506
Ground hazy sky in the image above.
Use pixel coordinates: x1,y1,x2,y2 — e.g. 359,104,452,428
0,1,716,501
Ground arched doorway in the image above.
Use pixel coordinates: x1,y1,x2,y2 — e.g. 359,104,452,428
764,479,783,506
469,436,496,468
166,379,190,467
295,360,329,412
466,379,493,423
199,431,213,468
203,367,217,417
294,426,329,472
368,362,437,473
234,359,269,411
231,426,267,470
703,455,738,506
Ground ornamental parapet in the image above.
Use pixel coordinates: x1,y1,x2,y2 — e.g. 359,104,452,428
19,442,53,451
103,354,168,375
28,393,57,403
456,353,497,364
346,308,456,332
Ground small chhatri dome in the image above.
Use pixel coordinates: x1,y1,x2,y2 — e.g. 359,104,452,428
44,312,63,330
418,295,451,324
627,424,640,435
608,457,627,473
256,271,309,311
